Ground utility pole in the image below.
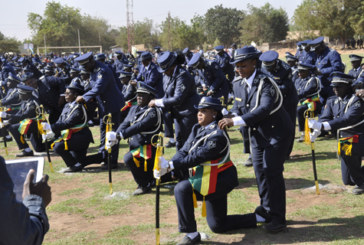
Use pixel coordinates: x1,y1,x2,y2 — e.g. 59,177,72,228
126,0,134,53
43,34,47,55
168,12,171,50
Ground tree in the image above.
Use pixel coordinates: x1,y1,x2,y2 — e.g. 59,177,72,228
204,5,244,46
0,32,21,53
239,3,289,45
292,0,362,42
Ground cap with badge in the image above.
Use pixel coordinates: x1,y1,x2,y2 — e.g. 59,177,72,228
7,73,21,83
195,96,222,111
141,51,153,61
136,82,157,97
285,52,298,62
349,54,363,62
214,45,224,52
230,46,261,64
187,52,202,68
21,72,36,82
118,70,133,79
74,52,94,65
95,53,106,61
182,48,190,55
157,51,177,73
297,62,316,71
330,72,353,86
17,84,35,94
259,50,279,67
309,36,324,51
54,57,65,65
67,78,84,94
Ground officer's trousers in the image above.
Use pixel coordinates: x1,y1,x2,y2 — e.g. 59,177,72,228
124,148,156,188
7,122,44,152
251,134,291,225
340,137,364,186
174,179,256,233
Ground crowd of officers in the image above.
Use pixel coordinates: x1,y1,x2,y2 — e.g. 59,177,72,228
1,35,364,244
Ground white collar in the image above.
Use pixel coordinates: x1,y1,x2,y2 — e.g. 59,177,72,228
244,69,257,90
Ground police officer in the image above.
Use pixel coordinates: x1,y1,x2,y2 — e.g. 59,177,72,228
113,51,129,72
188,52,229,104
149,51,200,150
1,84,44,157
259,50,298,157
42,80,93,172
299,40,317,65
154,97,260,244
285,52,299,83
310,36,344,105
53,57,70,78
309,72,364,195
107,83,162,195
134,51,164,98
182,48,193,64
75,52,124,169
218,46,294,233
294,62,321,142
214,45,235,83
347,54,363,79
119,71,137,122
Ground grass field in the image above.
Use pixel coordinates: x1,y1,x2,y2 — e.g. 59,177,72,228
2,51,364,244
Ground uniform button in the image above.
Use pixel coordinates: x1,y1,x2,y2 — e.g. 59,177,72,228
246,104,250,108
253,128,256,131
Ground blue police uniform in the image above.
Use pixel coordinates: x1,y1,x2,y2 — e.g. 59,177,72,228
157,52,200,150
76,53,124,167
310,37,344,101
136,58,164,98
319,75,364,188
294,64,321,132
230,46,294,229
52,100,93,169
214,46,235,83
172,97,257,235
117,103,162,190
7,85,44,154
347,55,363,79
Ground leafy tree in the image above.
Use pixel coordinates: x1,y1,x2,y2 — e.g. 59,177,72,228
204,5,244,46
292,0,362,41
239,3,289,45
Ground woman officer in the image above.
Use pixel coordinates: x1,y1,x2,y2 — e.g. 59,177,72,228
154,97,261,245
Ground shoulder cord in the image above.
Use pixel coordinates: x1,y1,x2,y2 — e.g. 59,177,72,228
337,95,364,135
134,107,162,135
304,77,321,98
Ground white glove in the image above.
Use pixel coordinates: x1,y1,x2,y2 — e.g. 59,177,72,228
2,120,9,127
41,122,51,131
42,131,55,141
308,119,322,130
105,131,117,149
0,111,7,118
153,157,170,179
310,129,321,142
221,108,229,116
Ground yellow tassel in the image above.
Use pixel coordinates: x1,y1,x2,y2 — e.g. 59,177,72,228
304,118,311,145
338,141,341,156
144,159,147,172
20,135,25,144
51,142,55,150
64,140,68,150
201,196,206,217
192,191,197,208
342,144,352,156
134,157,140,168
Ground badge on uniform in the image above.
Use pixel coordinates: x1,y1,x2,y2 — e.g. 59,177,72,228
270,87,276,97
354,101,361,108
149,110,156,118
180,84,186,92
98,74,102,79
207,140,216,150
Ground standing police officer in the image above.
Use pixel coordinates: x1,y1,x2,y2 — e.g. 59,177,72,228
347,54,363,79
75,52,124,169
219,46,294,233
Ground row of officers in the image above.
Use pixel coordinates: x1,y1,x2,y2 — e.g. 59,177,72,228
1,38,364,244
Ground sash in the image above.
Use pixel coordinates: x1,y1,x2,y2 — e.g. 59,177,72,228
121,101,137,112
130,144,153,172
18,119,33,144
51,123,86,150
338,135,359,156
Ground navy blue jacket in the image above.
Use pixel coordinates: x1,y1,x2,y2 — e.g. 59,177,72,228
0,88,21,110
136,62,164,98
83,61,124,115
315,47,344,87
348,67,362,79
231,71,294,145
162,65,200,118
214,51,235,81
298,50,317,65
8,98,39,124
0,156,49,245
319,94,364,137
294,75,321,101
117,105,162,149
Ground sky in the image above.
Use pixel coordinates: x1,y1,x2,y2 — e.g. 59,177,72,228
0,0,303,41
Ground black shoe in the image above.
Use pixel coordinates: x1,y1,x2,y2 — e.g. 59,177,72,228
16,149,34,157
64,163,84,173
100,162,118,170
352,183,364,195
177,233,201,245
255,206,272,223
165,140,176,148
264,221,287,233
133,186,152,196
244,157,253,167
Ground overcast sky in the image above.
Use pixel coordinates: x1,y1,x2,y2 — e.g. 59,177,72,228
1,0,303,41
